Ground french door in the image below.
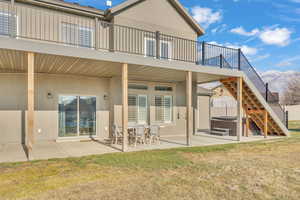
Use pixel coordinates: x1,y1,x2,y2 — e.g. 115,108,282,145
58,95,96,137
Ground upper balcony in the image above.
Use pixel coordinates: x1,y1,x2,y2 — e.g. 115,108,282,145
0,0,287,125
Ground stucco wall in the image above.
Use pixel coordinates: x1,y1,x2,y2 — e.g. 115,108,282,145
0,72,201,144
109,78,198,136
196,96,210,131
0,73,110,144
113,0,198,40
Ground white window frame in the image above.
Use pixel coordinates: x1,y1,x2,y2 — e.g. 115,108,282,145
60,22,94,48
0,11,18,37
58,94,97,139
128,94,148,125
160,40,172,60
144,37,156,58
154,95,173,124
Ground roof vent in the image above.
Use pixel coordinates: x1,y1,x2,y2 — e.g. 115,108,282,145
106,0,112,7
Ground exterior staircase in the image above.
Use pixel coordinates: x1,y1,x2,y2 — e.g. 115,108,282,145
201,43,289,137
220,77,289,136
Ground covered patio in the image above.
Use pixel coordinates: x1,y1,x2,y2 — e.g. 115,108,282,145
0,40,246,161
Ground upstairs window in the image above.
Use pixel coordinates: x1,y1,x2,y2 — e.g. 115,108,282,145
0,12,17,36
144,37,172,60
61,22,93,48
160,40,172,60
144,37,156,57
155,95,173,123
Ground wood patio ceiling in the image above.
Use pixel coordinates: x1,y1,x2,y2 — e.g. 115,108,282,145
0,48,227,83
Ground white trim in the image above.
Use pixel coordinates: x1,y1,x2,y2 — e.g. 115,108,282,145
58,95,97,138
160,40,172,60
0,11,19,37
144,37,156,58
60,22,94,48
128,94,149,125
154,94,174,124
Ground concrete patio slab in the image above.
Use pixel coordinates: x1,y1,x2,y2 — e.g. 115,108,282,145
0,134,283,163
0,144,27,163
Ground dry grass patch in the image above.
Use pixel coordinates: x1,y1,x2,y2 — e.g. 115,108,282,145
0,133,300,200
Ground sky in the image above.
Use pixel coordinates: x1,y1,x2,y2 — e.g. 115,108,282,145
65,0,300,73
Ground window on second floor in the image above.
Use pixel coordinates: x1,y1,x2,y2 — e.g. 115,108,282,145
144,37,156,58
61,22,93,48
160,40,172,60
0,12,17,36
144,37,172,59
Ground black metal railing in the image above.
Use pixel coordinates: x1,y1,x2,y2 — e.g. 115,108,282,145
0,0,287,127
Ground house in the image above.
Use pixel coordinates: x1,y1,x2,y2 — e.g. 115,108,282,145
0,0,289,159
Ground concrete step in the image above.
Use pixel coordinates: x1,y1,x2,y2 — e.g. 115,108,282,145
211,129,230,136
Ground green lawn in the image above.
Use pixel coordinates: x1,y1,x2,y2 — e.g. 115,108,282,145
0,132,300,200
289,120,300,132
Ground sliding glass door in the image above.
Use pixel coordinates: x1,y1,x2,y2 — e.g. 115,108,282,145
59,95,96,137
79,96,96,136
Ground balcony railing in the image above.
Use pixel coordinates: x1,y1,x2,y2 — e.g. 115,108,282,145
0,0,287,126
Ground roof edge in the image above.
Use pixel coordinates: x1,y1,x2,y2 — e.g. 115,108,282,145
169,0,205,36
17,0,105,18
108,0,205,36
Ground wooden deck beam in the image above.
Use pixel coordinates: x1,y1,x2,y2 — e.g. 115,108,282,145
186,71,192,146
237,77,243,141
27,52,34,159
122,63,128,152
264,110,268,138
246,112,250,137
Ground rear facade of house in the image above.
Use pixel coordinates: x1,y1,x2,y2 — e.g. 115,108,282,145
0,0,289,155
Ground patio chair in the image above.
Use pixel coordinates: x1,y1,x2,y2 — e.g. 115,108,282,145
111,124,123,145
149,125,160,145
134,126,146,147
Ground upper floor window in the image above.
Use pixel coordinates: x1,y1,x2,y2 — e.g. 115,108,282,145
144,37,172,59
0,12,17,36
160,40,172,60
61,22,93,48
144,37,156,57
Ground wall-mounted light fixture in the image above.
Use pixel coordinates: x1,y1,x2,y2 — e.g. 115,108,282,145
104,94,109,100
47,92,53,99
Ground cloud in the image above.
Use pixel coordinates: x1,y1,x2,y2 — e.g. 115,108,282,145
211,24,227,34
276,56,300,67
229,45,258,56
230,27,260,36
230,26,292,47
259,28,292,46
290,0,300,3
250,54,271,62
208,41,258,56
191,6,222,28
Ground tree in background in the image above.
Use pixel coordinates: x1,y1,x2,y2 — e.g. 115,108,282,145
281,79,300,105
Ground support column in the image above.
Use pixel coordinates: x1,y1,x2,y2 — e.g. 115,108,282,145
122,63,128,152
246,112,249,137
264,110,268,138
237,77,243,141
186,71,192,146
27,52,34,159
95,17,99,50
